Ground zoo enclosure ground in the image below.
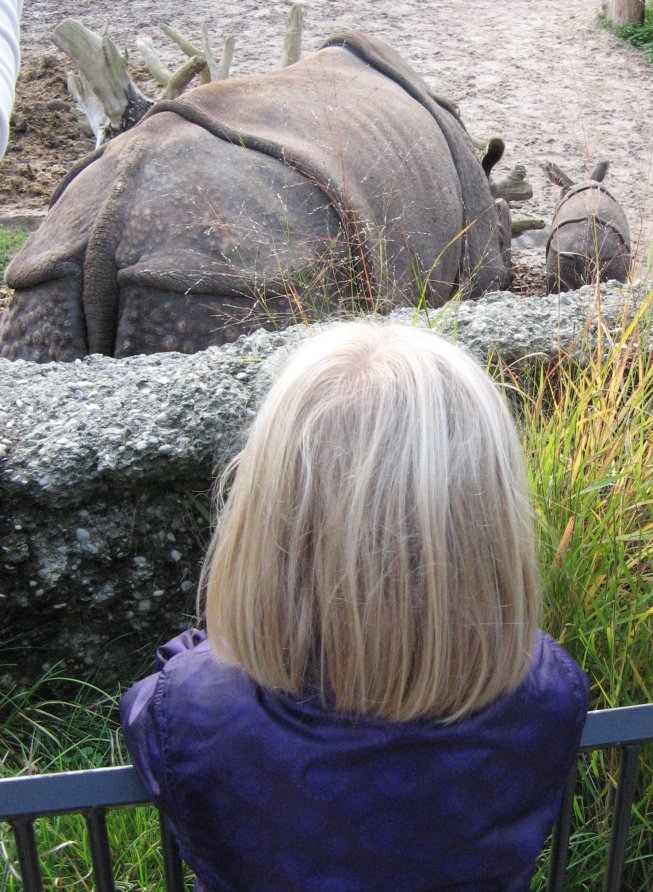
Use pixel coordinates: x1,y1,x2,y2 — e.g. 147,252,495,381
2,0,653,282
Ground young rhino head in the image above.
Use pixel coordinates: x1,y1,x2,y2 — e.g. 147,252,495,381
545,161,631,293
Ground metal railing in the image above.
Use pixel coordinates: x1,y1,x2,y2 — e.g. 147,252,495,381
548,702,653,892
1,704,652,891
0,767,184,892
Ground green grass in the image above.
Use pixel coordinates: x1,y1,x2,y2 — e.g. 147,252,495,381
600,4,653,63
503,286,653,889
2,285,653,888
0,227,30,280
0,671,195,890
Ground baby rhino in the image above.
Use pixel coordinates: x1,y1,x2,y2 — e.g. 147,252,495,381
545,161,630,293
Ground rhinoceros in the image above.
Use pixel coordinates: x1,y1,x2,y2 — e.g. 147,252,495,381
0,32,511,362
545,161,631,293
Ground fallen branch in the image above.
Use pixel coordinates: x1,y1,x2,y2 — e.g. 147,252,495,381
215,36,235,81
511,217,546,238
159,21,202,58
161,56,208,100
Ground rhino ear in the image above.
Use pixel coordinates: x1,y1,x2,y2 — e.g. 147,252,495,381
481,137,505,177
544,161,574,191
590,161,609,182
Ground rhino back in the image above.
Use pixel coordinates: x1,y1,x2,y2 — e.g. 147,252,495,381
151,44,466,304
549,183,630,249
320,33,509,295
111,113,355,355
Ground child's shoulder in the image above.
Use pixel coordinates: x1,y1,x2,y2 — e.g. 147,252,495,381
155,629,257,711
526,629,590,710
477,628,589,753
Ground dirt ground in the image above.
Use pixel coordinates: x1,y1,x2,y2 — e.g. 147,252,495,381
2,0,653,289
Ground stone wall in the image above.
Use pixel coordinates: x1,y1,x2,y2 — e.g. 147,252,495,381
1,283,649,691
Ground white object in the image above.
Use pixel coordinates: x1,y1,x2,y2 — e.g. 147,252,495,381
0,0,22,159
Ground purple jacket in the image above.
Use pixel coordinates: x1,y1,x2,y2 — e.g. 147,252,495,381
120,628,589,892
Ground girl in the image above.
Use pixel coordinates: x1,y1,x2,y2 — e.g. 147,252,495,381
121,321,589,891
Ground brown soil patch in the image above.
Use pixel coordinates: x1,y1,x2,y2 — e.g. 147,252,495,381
0,55,160,214
509,261,548,298
0,55,94,211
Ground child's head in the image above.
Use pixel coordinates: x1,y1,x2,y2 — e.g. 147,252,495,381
203,322,540,723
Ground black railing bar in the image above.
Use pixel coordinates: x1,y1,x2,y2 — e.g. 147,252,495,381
84,808,116,892
546,763,579,892
159,811,186,892
9,817,43,892
603,744,643,892
0,766,149,821
580,704,653,749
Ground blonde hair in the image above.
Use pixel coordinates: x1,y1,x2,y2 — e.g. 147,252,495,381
202,321,540,723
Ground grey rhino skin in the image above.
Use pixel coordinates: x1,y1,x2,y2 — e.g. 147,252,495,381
545,161,631,294
0,33,511,362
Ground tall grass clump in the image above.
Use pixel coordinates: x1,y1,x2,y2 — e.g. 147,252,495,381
505,286,653,889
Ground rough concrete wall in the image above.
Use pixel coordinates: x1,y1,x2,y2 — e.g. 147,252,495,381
1,283,649,691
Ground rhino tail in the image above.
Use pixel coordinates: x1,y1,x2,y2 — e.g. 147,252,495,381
82,137,147,356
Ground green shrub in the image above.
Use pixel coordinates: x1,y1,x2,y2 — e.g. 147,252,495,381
603,4,653,63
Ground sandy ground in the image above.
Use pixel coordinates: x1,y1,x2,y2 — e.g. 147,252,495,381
8,0,653,279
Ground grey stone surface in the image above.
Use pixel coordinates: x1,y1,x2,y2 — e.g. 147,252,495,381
1,282,651,691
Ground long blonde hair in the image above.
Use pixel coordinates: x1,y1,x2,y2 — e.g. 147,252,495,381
202,321,540,723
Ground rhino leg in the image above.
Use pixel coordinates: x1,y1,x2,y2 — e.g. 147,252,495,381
494,198,512,279
590,223,631,284
113,288,297,356
546,250,586,293
0,266,87,361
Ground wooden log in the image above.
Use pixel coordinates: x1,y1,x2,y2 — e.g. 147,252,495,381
511,217,546,238
66,71,110,146
602,0,645,28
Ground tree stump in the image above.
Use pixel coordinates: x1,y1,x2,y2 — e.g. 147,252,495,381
602,0,645,28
